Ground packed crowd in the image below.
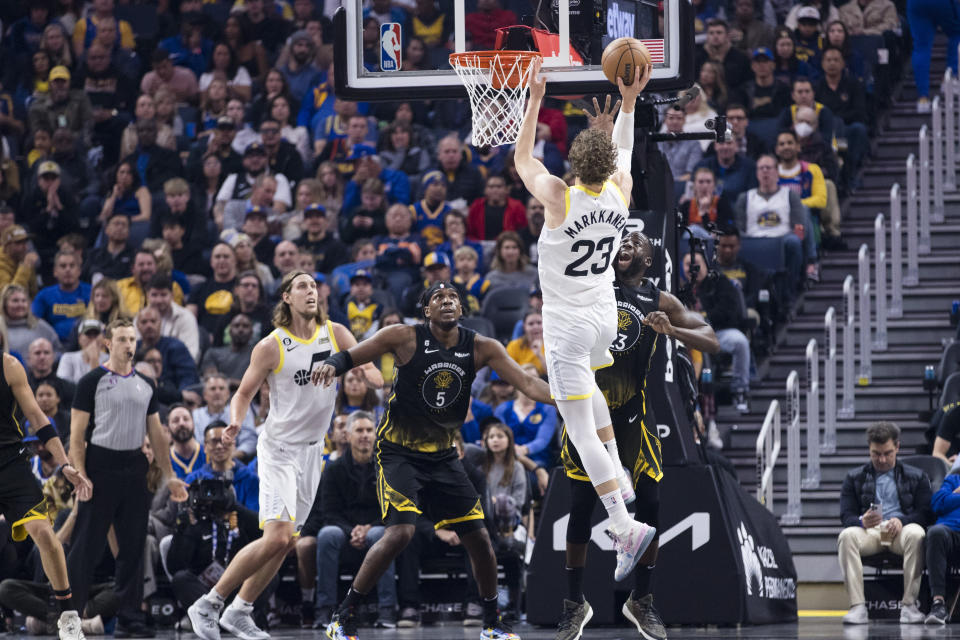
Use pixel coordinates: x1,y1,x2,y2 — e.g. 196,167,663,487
0,0,925,633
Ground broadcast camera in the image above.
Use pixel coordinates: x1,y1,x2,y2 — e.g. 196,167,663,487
187,477,236,521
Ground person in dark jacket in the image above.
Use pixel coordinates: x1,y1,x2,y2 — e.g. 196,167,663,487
837,421,930,625
135,306,199,393
122,119,183,193
313,412,397,626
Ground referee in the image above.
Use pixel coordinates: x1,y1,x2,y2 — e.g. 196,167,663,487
68,319,188,636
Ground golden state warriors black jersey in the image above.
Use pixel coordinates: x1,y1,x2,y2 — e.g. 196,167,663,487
378,324,477,451
0,359,22,449
595,279,661,409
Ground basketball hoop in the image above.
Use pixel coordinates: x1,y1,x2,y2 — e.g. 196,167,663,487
450,50,542,148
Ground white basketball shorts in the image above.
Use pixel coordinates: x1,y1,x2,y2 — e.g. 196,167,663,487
542,296,616,401
257,436,323,533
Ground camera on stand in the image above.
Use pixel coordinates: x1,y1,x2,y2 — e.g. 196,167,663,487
187,477,236,521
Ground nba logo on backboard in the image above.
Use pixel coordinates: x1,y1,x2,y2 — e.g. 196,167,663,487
380,23,402,71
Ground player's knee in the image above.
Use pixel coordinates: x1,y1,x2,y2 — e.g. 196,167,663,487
383,524,415,550
24,520,57,551
262,528,296,556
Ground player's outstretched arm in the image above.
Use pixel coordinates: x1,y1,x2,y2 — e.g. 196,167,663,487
610,63,653,197
514,58,567,222
644,290,721,354
227,336,280,444
314,324,415,388
475,336,554,405
330,322,384,388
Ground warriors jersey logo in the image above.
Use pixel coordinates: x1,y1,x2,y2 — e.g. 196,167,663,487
422,367,463,409
612,307,642,352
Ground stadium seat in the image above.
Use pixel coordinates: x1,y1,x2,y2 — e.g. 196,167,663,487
941,372,960,408
739,237,786,272
460,315,497,339
938,342,960,386
900,455,950,493
481,287,530,343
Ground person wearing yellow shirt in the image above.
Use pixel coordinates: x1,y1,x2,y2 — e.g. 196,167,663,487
505,310,546,376
117,249,185,315
72,3,136,58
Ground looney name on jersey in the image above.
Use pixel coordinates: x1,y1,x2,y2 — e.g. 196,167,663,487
563,209,628,239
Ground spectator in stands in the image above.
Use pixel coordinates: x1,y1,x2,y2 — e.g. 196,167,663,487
72,0,135,57
0,225,39,298
29,66,93,148
83,214,133,283
907,0,960,113
140,48,199,104
216,143,291,232
660,105,703,196
340,178,389,246
85,278,125,329
147,274,200,363
715,227,771,325
373,204,423,297
435,209,483,269
735,155,807,291
269,95,311,165
815,46,869,189
57,319,108,384
153,178,206,251
464,0,515,49
23,162,80,276
453,246,490,313
467,174,526,243
683,250,752,412
931,402,960,464
261,117,305,184
729,0,775,53
741,47,792,136
314,411,397,626
794,105,841,186
772,30,813,86
343,153,412,214
837,421,929,624
516,197,544,263
486,231,539,293
924,460,960,624
32,250,90,342
118,249,180,316
188,242,238,334
343,269,388,340
506,311,546,376
335,369,382,419
279,30,324,103
296,203,349,274
167,403,206,480
26,337,75,406
698,61,730,112
410,171,452,250
696,19,751,91
186,117,243,185
775,130,831,277
381,121,431,179
680,167,737,238
137,305,199,395
400,251,468,317
777,77,837,143
792,7,826,72
123,118,184,193
192,373,258,461
492,363,557,468
839,0,899,36
435,134,485,204
200,313,254,386
120,94,176,159
694,137,758,207
185,420,260,512
211,271,272,346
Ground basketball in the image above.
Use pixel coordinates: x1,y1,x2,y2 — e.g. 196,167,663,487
601,37,651,86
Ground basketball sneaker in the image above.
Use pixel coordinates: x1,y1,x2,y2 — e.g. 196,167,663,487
220,604,269,640
187,596,223,640
480,616,521,640
622,593,666,640
325,608,359,640
57,611,85,640
554,599,592,640
608,521,656,582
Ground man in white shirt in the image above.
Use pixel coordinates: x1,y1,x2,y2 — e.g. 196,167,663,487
146,274,199,361
214,143,292,231
192,373,257,461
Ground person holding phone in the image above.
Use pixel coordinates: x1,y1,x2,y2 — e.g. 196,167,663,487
837,422,932,625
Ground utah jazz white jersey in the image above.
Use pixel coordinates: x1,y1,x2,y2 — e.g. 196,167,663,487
537,181,630,309
264,321,340,445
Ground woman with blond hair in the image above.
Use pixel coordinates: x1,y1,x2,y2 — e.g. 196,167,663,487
85,279,126,325
0,285,61,357
315,161,345,232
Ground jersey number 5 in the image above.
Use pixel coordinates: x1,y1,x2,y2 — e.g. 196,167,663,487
565,237,615,277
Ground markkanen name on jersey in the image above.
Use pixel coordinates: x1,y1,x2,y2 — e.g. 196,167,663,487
563,210,629,239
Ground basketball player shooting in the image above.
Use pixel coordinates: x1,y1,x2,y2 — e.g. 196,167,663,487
514,58,654,583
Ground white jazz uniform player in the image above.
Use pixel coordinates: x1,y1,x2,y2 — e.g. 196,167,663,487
258,320,340,531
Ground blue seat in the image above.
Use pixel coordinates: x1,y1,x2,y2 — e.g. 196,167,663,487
739,237,786,272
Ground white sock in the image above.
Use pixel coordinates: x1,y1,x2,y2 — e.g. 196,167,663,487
301,588,315,603
206,589,225,604
600,489,633,534
602,439,625,479
228,596,254,611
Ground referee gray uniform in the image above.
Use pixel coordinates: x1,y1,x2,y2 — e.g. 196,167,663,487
66,366,159,625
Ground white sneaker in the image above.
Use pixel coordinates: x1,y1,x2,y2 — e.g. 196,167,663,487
618,467,636,505
58,611,85,640
917,98,932,114
843,603,868,624
220,605,270,640
80,614,104,636
188,596,224,640
608,521,656,582
900,602,925,624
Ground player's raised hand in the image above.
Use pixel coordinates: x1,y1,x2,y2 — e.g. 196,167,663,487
222,422,241,445
642,310,675,336
527,57,546,102
617,63,653,108
586,94,622,135
312,363,337,387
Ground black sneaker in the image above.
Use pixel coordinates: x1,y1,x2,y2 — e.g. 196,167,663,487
397,606,420,628
622,593,666,640
312,606,332,630
735,391,750,414
114,620,155,639
301,600,315,629
481,615,520,640
926,600,948,625
325,607,359,639
555,599,593,640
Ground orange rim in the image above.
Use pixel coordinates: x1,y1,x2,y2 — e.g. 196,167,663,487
449,50,542,72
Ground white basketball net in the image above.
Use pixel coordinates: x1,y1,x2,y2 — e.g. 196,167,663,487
451,52,540,148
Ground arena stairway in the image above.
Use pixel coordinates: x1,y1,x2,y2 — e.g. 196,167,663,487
714,40,960,584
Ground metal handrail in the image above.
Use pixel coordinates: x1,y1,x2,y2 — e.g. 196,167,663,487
802,339,821,490
839,275,856,419
889,183,903,318
756,399,781,513
858,244,872,386
905,153,919,286
944,69,957,191
874,214,888,351
782,371,802,526
919,125,932,254
822,307,837,454
933,96,946,223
